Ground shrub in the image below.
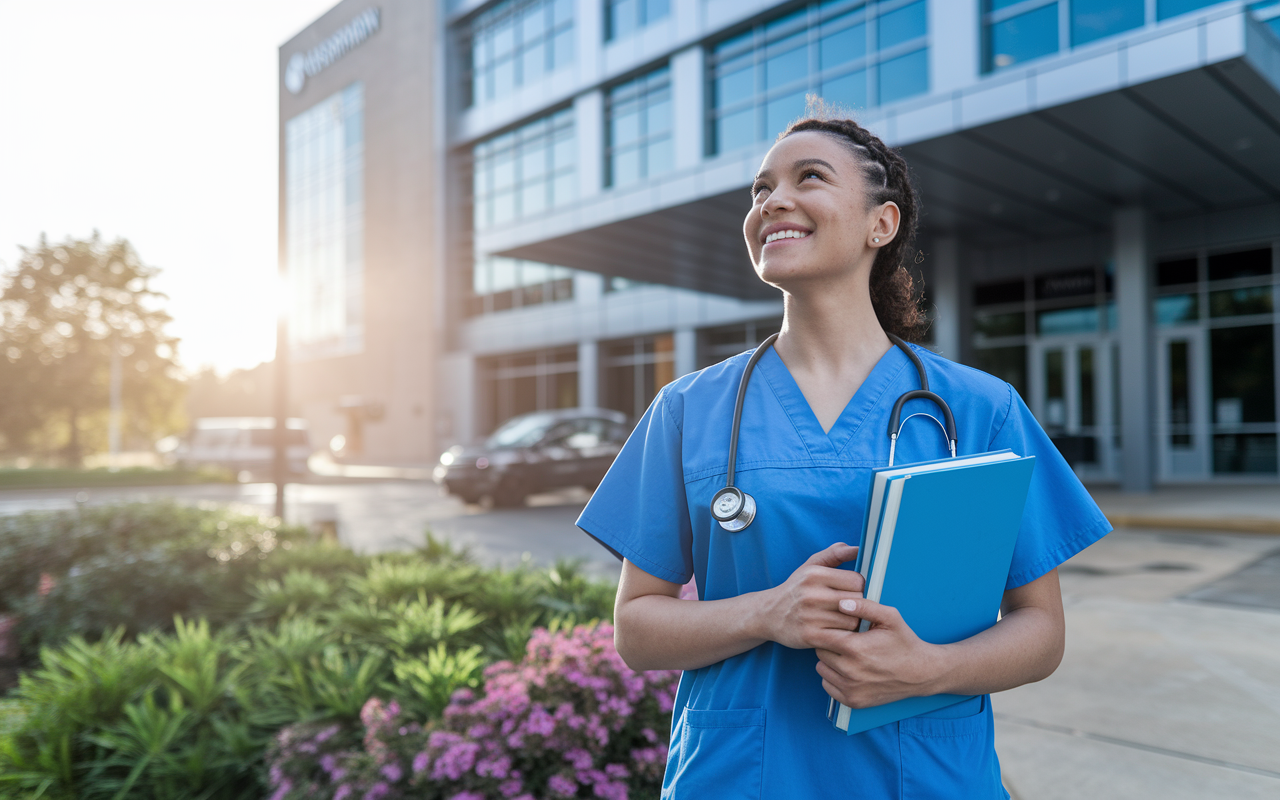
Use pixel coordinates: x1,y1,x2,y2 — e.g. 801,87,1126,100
265,623,679,800
0,502,312,654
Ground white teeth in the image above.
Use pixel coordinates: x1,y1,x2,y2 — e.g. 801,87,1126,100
765,229,810,244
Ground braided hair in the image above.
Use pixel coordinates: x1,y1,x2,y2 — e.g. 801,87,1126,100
779,108,928,342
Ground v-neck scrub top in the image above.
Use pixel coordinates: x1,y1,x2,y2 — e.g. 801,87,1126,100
577,343,1111,800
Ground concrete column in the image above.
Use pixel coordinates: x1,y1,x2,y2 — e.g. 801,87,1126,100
671,46,705,169
578,339,599,409
574,90,604,200
1114,207,1153,492
929,0,980,94
674,327,698,378
929,236,960,359
575,0,601,79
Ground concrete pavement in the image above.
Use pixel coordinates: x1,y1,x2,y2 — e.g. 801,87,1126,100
995,527,1280,800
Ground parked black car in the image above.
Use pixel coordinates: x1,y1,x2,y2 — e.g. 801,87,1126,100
433,408,632,507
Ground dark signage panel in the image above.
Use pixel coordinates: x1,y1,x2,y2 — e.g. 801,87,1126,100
1036,268,1096,301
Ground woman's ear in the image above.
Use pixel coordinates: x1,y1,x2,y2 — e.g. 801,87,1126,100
868,202,900,248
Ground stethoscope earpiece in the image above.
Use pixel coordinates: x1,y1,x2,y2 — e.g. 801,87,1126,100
712,486,756,532
711,332,957,532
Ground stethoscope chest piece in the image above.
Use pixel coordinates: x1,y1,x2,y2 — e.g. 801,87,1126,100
712,486,756,532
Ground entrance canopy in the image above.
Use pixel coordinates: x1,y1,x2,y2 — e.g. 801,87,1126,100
494,9,1280,299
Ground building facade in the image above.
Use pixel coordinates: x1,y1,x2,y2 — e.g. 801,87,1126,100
283,0,1280,487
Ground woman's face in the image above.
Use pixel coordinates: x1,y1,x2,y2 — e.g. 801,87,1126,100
743,130,898,289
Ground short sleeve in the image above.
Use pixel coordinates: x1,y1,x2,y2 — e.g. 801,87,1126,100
576,387,694,585
989,385,1112,589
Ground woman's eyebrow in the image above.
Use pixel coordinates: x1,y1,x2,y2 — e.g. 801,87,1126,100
792,158,837,173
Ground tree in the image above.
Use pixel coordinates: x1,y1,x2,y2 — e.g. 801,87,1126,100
0,233,184,464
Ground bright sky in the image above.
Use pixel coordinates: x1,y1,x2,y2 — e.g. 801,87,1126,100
0,0,339,375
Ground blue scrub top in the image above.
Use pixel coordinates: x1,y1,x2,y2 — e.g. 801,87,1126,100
577,343,1111,800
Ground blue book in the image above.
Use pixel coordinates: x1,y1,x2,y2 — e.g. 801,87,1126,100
827,453,1036,734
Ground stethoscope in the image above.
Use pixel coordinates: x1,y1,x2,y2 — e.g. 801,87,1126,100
710,332,958,532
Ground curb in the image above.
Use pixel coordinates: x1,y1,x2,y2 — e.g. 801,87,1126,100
1104,513,1280,535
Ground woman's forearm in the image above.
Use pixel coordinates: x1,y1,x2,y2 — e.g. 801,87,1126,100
614,590,771,671
927,601,1064,696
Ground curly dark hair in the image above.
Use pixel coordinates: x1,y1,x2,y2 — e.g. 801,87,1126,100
778,107,928,342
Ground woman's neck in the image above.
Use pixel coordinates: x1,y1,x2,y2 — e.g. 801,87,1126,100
770,274,894,433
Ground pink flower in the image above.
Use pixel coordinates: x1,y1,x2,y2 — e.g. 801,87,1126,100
547,773,578,797
412,751,430,774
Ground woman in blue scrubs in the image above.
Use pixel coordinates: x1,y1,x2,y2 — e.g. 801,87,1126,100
577,112,1111,799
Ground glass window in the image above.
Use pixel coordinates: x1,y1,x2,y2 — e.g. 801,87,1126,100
602,334,676,421
606,0,670,41
974,310,1026,338
1036,305,1100,335
1158,0,1228,20
1155,294,1199,326
479,346,580,433
471,258,575,316
285,83,364,359
879,48,928,105
973,345,1028,400
878,1,927,49
988,4,1059,71
1072,0,1143,46
606,66,674,188
1157,257,1198,287
473,109,575,231
707,0,929,155
1208,248,1272,282
466,0,574,107
1209,286,1273,318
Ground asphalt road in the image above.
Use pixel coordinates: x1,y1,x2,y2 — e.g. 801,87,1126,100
0,480,623,580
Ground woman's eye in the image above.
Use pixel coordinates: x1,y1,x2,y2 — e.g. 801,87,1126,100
802,170,822,181
752,184,770,197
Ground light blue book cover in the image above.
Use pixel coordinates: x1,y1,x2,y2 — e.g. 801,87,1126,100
829,456,1036,735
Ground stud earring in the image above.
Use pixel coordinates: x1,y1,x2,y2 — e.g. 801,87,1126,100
873,237,880,243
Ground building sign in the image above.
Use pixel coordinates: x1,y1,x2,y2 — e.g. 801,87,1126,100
1035,268,1096,301
285,7,380,95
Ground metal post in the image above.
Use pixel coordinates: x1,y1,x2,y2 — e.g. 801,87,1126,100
273,307,289,519
1114,207,1153,492
108,335,122,471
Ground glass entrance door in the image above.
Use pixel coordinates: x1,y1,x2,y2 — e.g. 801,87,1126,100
1029,337,1117,480
1155,329,1210,479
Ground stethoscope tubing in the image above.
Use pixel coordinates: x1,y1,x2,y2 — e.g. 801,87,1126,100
713,332,959,530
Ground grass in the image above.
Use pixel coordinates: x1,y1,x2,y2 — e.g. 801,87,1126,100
0,466,237,490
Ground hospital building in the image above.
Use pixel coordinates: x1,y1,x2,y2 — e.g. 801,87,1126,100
280,0,1280,490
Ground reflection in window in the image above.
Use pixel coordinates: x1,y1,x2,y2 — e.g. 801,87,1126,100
698,318,782,368
986,2,1059,70
1168,340,1191,446
479,346,579,434
708,0,928,155
471,257,575,315
1209,286,1273,318
602,334,675,421
285,83,364,359
606,0,670,41
466,0,574,107
606,66,674,188
1036,305,1099,335
1072,0,1143,46
473,109,575,231
1155,294,1198,326
1158,0,1228,20
973,345,1028,400
974,310,1026,338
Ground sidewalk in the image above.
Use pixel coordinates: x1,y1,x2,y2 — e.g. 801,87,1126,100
996,489,1280,800
1089,484,1280,534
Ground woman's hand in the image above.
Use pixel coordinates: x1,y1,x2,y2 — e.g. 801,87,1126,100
814,598,947,708
758,542,866,650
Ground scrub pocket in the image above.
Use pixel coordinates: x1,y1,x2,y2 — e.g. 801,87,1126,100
899,696,1007,800
663,707,765,800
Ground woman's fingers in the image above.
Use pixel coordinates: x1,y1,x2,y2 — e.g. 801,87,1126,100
802,542,859,569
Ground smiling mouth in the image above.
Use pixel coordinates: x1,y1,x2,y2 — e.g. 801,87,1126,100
764,230,811,245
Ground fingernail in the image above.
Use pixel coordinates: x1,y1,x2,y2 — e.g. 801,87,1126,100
840,600,857,612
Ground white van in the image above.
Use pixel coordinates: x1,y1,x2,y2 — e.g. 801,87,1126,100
172,418,312,477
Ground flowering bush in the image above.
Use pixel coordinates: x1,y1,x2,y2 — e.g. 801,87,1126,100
266,622,681,800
